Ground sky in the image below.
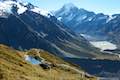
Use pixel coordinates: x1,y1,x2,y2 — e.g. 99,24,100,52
25,0,120,15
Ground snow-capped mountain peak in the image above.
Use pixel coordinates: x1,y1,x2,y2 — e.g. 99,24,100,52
0,0,53,18
61,3,78,13
0,0,27,17
63,3,76,9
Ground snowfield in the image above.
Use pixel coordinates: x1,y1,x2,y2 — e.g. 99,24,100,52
90,41,117,51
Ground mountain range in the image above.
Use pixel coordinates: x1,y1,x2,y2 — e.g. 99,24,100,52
0,0,109,59
55,3,120,47
1,0,120,79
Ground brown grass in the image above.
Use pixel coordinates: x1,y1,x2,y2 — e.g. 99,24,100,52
0,44,97,80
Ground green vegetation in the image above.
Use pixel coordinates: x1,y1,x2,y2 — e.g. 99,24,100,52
0,44,96,80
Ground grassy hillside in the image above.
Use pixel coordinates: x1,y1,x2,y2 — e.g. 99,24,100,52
0,44,96,80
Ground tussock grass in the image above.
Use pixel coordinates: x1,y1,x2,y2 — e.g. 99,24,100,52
0,44,97,80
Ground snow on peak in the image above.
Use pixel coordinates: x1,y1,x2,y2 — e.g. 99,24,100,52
31,7,53,18
106,15,117,23
0,0,53,18
0,1,13,17
16,3,27,14
62,3,76,14
63,3,76,9
57,3,77,17
57,17,62,21
76,15,87,21
0,0,27,17
88,17,93,21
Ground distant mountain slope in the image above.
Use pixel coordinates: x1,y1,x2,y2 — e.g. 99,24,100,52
0,44,96,80
55,3,108,35
0,0,110,59
55,3,120,45
101,14,120,46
